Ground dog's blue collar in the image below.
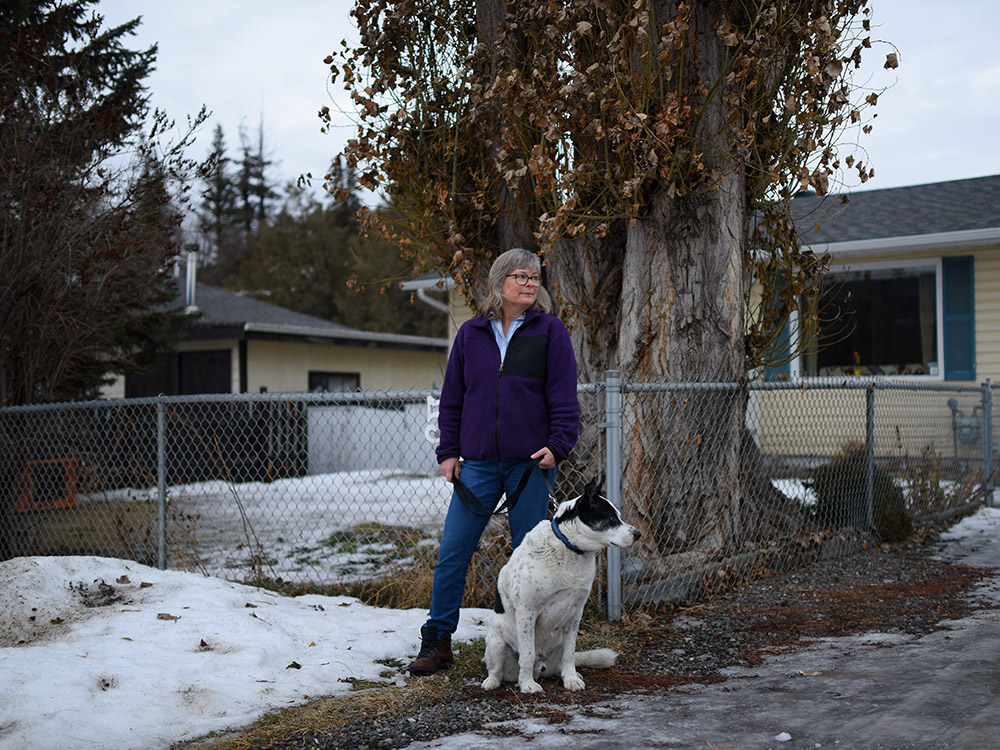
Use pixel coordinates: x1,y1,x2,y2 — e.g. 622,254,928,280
551,518,586,555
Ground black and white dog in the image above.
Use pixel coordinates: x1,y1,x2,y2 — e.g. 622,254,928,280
482,477,641,693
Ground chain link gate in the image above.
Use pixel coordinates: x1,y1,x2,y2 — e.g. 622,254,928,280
1,377,995,618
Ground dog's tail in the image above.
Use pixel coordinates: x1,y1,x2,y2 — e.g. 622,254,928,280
574,648,618,669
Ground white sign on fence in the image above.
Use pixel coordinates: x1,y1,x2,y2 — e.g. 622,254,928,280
425,395,440,445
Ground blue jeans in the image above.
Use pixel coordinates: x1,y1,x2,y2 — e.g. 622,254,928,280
425,459,555,635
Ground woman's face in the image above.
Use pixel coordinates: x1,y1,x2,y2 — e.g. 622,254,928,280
501,266,540,313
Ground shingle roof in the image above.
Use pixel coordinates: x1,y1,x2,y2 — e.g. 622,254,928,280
178,282,446,351
793,174,1000,245
189,283,355,332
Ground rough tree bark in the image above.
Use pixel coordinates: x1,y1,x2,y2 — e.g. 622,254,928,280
546,2,750,574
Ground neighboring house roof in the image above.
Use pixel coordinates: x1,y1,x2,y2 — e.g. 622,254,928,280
190,283,355,330
794,174,1000,257
183,282,447,352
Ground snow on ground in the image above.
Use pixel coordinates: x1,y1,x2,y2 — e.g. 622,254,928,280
0,555,491,750
772,476,979,513
2,507,997,750
91,469,454,585
771,478,816,506
167,470,453,584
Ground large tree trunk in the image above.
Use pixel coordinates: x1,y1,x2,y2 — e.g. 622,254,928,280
619,177,746,573
551,175,747,572
549,0,749,575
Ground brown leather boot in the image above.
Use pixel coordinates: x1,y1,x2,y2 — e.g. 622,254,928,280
407,625,454,675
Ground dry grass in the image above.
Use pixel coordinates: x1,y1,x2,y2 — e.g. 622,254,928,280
4,498,185,565
313,518,607,614
174,611,634,750
176,636,491,750
294,518,513,610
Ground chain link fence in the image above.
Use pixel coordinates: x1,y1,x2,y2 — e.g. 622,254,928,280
1,376,995,617
610,378,996,616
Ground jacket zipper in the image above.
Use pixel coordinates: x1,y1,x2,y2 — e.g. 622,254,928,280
494,323,523,459
494,357,504,459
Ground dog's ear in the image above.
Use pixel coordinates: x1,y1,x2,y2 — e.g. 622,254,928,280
584,474,605,500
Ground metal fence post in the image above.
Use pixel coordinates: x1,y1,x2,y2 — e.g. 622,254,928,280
156,397,167,570
604,370,623,621
865,384,875,528
983,379,994,507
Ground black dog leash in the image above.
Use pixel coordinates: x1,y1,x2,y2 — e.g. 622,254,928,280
451,457,551,517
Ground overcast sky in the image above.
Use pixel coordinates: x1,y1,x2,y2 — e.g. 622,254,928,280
97,0,1000,197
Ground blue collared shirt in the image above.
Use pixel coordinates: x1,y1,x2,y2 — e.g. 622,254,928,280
491,314,525,364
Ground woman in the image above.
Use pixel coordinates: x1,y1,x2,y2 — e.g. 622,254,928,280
407,248,580,676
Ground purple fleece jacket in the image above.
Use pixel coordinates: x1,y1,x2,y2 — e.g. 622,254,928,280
436,310,580,464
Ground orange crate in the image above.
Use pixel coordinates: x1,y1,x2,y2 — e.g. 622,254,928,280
15,458,79,513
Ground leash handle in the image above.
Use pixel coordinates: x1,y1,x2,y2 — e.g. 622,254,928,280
451,456,548,517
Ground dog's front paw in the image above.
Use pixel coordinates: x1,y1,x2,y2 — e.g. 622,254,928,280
481,674,502,690
563,673,586,691
519,679,544,694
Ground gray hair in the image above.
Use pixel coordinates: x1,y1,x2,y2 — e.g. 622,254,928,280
478,248,552,318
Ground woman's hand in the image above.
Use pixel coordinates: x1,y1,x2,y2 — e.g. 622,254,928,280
531,446,556,470
439,456,460,482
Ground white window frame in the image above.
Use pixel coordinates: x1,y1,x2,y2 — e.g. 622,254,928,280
794,257,945,382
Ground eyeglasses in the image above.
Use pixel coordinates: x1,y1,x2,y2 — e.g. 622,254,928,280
505,273,541,287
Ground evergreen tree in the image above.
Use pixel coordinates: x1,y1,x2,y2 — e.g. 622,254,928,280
236,118,279,235
230,179,444,338
0,0,204,405
197,124,243,284
234,189,353,323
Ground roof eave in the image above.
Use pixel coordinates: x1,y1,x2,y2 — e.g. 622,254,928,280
242,322,448,350
804,226,1000,259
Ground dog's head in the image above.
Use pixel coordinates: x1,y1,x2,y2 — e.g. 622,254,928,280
552,476,641,552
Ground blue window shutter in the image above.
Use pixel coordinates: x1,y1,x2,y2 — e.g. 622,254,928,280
761,273,793,381
763,321,791,381
942,256,975,381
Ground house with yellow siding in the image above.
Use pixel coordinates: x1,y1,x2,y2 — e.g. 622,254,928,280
758,175,1000,458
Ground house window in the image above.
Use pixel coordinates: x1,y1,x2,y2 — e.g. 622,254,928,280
803,260,942,378
764,255,974,383
308,371,360,393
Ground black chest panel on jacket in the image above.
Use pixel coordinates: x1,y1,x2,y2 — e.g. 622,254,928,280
504,334,547,380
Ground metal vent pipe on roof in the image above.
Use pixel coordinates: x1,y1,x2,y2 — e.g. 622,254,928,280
185,247,198,311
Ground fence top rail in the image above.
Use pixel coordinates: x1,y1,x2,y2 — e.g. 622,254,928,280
165,390,446,406
621,378,986,395
0,390,442,414
0,377,987,415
